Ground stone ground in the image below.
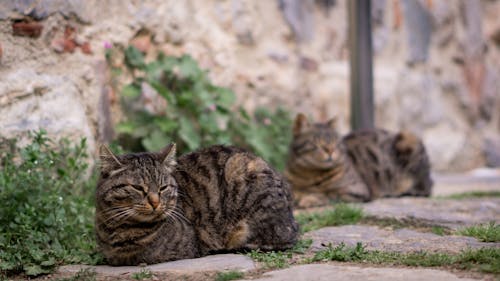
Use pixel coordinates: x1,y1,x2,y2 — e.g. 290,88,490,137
51,171,499,281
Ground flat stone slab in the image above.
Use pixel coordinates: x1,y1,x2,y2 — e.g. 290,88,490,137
433,169,500,196
304,225,499,254
361,197,500,229
247,264,476,281
58,254,255,276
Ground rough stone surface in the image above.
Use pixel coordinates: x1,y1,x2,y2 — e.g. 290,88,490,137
0,1,499,171
0,68,95,152
247,264,476,281
361,197,500,229
304,225,499,254
433,169,500,196
58,254,255,275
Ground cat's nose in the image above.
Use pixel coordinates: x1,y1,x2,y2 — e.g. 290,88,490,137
148,193,160,209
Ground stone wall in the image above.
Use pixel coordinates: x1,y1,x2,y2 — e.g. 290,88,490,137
0,0,499,171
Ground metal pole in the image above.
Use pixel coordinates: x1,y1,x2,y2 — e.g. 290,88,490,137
348,0,374,130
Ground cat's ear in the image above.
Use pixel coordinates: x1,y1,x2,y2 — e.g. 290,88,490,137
326,117,338,129
159,143,177,167
293,113,310,135
99,145,123,172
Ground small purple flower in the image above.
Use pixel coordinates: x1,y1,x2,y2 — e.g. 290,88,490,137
263,118,271,125
208,104,217,112
103,41,113,49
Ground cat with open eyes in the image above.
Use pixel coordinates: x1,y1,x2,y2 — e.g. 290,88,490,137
95,144,298,265
285,113,433,208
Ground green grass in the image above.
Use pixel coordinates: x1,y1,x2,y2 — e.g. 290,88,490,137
131,269,153,280
431,226,446,236
246,238,312,269
310,242,367,262
291,239,313,254
295,204,364,233
247,250,292,269
442,191,500,199
456,222,500,242
215,271,244,281
0,131,101,277
309,243,500,274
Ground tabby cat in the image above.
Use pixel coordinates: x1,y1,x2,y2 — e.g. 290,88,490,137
285,113,433,208
95,144,298,265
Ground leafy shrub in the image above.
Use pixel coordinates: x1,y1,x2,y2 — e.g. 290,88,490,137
113,46,292,170
0,131,101,276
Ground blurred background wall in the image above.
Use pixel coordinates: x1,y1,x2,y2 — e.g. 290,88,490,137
1,0,499,172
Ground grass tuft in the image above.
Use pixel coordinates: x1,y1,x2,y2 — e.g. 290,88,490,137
456,222,500,242
131,269,153,280
311,242,367,262
247,250,292,269
309,242,500,274
295,204,364,233
442,191,500,199
215,271,244,281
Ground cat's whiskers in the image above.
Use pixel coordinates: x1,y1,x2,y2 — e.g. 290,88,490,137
103,208,136,226
170,209,189,224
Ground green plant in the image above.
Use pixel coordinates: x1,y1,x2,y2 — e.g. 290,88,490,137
431,226,446,236
311,242,367,262
0,131,101,276
457,222,500,242
247,250,293,269
113,46,292,170
215,271,244,281
228,107,292,171
307,242,500,274
295,203,364,233
291,239,313,254
131,268,153,280
439,191,500,199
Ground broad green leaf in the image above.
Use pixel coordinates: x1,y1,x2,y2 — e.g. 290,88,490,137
178,56,201,78
178,117,200,150
24,264,45,276
154,118,178,133
216,87,236,109
115,121,136,134
149,80,176,105
125,46,145,69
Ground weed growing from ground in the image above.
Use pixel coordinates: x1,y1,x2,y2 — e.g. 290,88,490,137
295,204,364,233
291,239,313,254
131,268,153,280
247,250,292,269
457,222,500,242
310,242,367,262
309,242,499,274
0,131,101,276
440,191,500,199
215,271,244,281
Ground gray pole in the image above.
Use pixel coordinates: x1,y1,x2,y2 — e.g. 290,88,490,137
348,0,374,130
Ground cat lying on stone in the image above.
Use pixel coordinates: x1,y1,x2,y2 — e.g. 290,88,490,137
285,113,433,208
95,144,298,265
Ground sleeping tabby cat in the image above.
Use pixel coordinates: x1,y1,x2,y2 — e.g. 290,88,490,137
285,113,433,208
95,144,298,265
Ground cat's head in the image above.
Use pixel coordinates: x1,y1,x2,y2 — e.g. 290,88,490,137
95,143,178,225
288,113,345,170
